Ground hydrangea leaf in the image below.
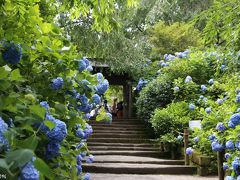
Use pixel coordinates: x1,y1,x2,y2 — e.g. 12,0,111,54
29,105,46,120
16,135,38,150
6,149,34,169
10,69,25,82
44,120,56,131
34,157,54,180
0,67,9,79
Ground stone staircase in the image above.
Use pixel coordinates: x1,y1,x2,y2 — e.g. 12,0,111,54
83,118,196,175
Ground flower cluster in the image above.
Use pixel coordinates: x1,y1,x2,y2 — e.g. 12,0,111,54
96,79,109,95
75,124,93,140
136,79,148,92
2,42,22,65
78,57,93,72
186,147,193,155
185,76,192,83
51,77,64,90
92,94,101,105
0,117,9,152
189,103,195,110
20,160,39,180
77,94,93,113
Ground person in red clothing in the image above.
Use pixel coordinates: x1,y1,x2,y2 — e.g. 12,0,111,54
116,101,123,119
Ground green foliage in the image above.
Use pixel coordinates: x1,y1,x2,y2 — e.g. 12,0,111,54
149,22,202,56
197,0,240,49
151,101,190,136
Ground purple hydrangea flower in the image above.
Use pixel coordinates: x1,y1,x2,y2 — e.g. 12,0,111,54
232,157,240,174
87,65,93,72
51,77,64,90
186,147,193,155
216,122,226,131
77,154,83,165
228,113,240,128
96,73,104,83
2,43,22,65
136,79,148,92
76,165,82,175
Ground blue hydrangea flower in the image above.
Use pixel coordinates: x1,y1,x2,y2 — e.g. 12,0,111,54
83,124,93,139
199,95,204,99
226,140,234,150
83,113,91,120
211,141,224,152
78,60,87,72
232,157,240,174
164,54,175,61
82,80,91,89
96,73,104,83
136,79,148,92
96,79,109,95
185,76,192,83
86,155,94,163
193,137,199,143
47,119,67,142
161,62,167,67
186,147,193,155
217,99,223,105
208,79,214,85
223,163,229,171
177,135,183,141
174,86,179,91
82,57,90,67
189,103,195,110
201,85,207,91
228,113,240,128
78,104,93,113
77,154,83,165
20,161,39,180
84,173,90,180
225,153,231,160
205,107,211,114
45,141,60,159
76,164,82,175
76,128,85,139
221,64,225,71
92,94,101,105
176,52,187,58
51,77,64,90
40,101,49,110
87,65,93,72
226,176,236,180
2,43,22,65
0,117,9,151
235,141,240,150
209,135,216,142
0,117,8,133
79,94,88,105
236,94,240,103
216,122,226,131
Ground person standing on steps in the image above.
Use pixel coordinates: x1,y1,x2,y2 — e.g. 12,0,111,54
111,98,118,118
116,101,124,119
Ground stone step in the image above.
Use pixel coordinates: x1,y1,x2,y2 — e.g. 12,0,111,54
92,130,147,134
89,150,169,158
88,146,160,151
91,133,147,138
90,121,142,125
82,163,196,174
92,155,184,165
90,124,146,128
92,127,147,131
88,138,151,143
87,142,158,147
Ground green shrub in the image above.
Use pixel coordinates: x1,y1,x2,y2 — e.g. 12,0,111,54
151,101,191,137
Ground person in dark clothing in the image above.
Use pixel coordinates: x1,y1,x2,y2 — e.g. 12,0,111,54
116,101,123,119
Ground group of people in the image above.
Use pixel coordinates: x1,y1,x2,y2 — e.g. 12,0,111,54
104,98,123,119
90,98,124,119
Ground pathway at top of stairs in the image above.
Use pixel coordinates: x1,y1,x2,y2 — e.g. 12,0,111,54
83,118,197,177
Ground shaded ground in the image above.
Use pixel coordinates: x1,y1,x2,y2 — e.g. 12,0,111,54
90,174,218,180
